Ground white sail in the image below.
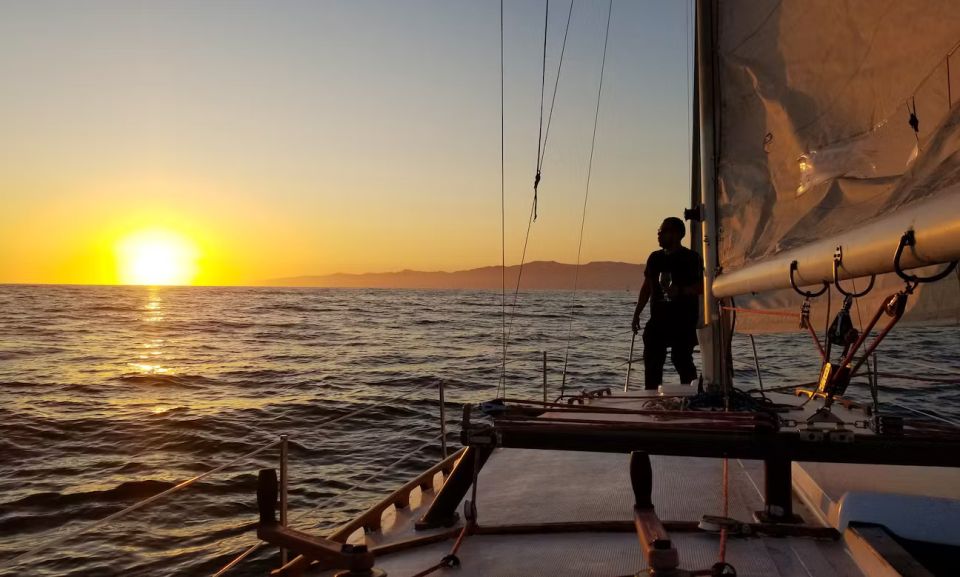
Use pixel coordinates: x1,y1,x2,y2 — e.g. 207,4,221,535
707,0,960,330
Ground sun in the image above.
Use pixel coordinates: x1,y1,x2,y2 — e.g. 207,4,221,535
116,229,199,286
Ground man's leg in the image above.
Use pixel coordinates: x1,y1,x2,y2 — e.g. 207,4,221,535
670,339,697,384
642,322,667,390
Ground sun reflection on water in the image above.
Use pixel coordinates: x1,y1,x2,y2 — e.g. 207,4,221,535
129,289,170,375
142,290,165,322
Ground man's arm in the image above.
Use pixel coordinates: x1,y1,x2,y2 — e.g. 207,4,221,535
632,277,652,333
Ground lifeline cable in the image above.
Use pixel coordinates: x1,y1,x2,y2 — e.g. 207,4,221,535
213,434,444,577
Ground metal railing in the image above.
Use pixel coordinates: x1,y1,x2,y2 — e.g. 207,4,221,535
212,432,447,577
211,381,451,576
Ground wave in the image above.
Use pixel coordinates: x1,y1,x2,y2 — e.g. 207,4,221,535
113,374,217,388
2,285,958,576
4,479,175,512
0,347,68,360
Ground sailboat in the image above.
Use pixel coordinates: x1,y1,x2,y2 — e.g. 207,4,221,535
242,1,960,575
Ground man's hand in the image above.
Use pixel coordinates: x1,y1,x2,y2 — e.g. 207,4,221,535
633,278,652,334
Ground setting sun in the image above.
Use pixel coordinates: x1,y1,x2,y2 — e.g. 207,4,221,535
116,230,199,286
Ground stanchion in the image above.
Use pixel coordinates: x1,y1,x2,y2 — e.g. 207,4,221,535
542,351,548,404
279,434,289,566
439,381,448,458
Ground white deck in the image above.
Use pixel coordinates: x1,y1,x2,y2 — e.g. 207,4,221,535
304,388,959,576
314,441,865,576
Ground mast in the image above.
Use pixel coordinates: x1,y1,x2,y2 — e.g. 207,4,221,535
695,0,726,388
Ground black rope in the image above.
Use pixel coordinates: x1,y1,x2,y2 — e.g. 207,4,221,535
560,0,613,392
534,0,575,215
533,0,550,222
497,0,575,397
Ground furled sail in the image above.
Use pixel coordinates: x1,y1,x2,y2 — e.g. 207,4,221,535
710,0,960,331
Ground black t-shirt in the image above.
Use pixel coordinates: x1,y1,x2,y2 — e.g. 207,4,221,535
644,247,703,322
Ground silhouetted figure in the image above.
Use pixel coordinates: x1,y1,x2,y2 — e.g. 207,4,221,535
631,217,703,390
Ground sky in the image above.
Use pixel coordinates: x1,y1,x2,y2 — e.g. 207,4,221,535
0,0,694,285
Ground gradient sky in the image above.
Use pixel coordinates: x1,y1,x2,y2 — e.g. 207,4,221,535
0,0,693,285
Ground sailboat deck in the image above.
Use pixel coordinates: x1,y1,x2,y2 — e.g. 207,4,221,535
305,389,883,576
313,443,864,576
466,450,766,525
346,531,862,577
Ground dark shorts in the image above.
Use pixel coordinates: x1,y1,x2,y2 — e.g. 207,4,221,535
643,313,698,350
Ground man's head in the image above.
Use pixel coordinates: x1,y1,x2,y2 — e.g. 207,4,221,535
657,217,685,250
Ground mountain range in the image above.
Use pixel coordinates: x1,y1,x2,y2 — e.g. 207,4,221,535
265,261,644,290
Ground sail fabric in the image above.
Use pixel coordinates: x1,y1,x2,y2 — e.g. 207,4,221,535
714,0,960,330
716,0,960,267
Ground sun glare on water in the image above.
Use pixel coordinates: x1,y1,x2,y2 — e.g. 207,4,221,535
116,229,199,286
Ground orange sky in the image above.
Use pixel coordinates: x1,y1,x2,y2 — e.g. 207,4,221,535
0,1,692,286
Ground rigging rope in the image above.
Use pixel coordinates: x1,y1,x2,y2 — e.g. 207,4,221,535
539,0,575,173
533,0,550,221
499,0,507,401
533,0,576,218
560,0,613,394
497,0,575,397
718,457,729,563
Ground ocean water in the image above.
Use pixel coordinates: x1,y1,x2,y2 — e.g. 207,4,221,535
0,285,957,576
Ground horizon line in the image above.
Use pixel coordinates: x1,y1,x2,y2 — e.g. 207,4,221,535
0,259,647,289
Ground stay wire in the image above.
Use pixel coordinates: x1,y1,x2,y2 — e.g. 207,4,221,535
560,0,613,393
497,0,574,396
685,0,692,193
499,0,507,400
497,196,537,398
533,0,550,221
537,0,575,176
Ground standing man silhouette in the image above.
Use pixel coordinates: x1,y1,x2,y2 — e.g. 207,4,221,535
631,217,703,390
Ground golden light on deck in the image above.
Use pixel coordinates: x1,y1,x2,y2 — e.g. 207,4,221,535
116,229,199,286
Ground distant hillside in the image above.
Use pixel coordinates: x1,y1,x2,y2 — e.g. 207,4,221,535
265,261,644,290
